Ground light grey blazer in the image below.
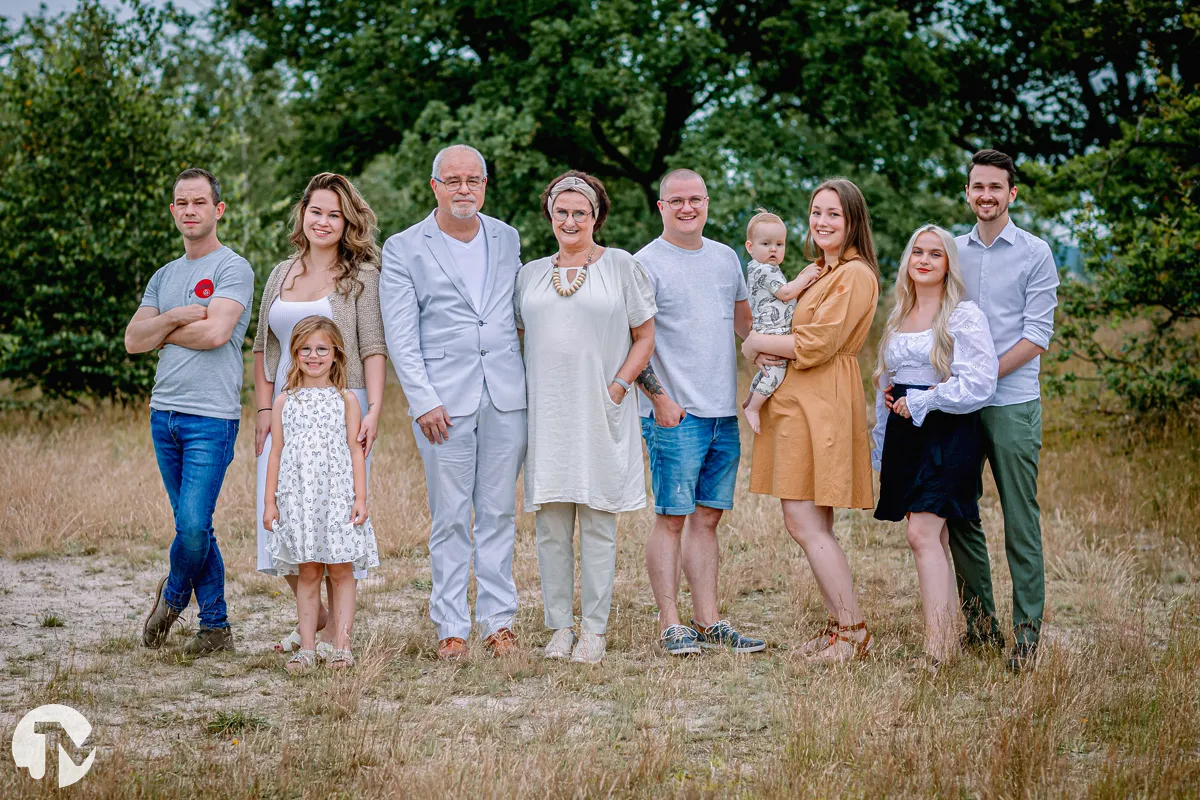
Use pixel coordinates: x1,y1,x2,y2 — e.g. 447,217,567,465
380,210,527,419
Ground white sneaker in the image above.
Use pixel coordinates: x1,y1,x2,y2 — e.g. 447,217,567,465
570,632,606,664
544,628,577,660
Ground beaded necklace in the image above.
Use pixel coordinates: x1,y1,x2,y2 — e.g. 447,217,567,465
550,244,598,297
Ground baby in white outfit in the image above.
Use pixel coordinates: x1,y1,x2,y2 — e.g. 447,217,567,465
742,210,821,434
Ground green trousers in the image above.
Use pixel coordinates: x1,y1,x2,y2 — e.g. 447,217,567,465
947,399,1044,647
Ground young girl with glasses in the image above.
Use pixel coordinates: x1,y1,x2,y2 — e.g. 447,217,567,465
263,316,380,674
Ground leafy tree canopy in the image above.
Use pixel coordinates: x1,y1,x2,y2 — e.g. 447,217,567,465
0,0,217,401
1050,72,1200,412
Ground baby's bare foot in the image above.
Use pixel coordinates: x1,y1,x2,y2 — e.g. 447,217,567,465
743,407,761,435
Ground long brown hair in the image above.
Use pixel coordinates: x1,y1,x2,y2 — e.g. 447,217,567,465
284,316,349,393
286,173,381,298
803,178,880,281
873,225,966,387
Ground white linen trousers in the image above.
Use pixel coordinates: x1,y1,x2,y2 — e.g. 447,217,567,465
414,382,526,640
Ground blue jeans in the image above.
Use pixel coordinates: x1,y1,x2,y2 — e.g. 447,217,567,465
640,414,741,515
150,410,239,629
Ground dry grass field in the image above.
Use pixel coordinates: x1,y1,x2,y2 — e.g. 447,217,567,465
1,364,1198,798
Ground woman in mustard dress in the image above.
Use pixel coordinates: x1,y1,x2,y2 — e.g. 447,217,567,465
741,178,881,663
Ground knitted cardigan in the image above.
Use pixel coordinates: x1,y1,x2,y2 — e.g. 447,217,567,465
252,259,388,389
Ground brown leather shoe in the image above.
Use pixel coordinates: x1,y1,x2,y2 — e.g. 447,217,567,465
438,637,468,661
143,575,182,649
484,627,518,657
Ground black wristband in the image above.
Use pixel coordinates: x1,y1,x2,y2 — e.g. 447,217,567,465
257,407,271,412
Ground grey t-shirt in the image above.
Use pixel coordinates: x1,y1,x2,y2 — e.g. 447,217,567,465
140,246,254,420
635,236,749,419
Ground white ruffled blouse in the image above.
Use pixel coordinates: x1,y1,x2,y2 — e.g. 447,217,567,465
871,301,999,471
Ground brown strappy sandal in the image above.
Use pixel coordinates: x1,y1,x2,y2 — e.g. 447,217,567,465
805,621,873,663
798,616,839,656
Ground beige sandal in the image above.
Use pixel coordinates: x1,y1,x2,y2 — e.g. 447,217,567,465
285,649,317,674
327,649,355,670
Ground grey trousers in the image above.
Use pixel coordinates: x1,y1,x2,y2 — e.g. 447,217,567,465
535,503,618,635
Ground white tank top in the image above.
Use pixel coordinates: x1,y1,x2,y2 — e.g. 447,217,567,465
268,295,334,392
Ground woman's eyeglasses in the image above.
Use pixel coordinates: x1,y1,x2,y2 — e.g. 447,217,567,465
553,209,593,223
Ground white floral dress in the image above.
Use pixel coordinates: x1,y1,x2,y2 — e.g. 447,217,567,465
269,387,380,575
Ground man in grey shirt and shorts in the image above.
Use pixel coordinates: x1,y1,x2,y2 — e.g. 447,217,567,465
125,168,254,656
637,168,766,656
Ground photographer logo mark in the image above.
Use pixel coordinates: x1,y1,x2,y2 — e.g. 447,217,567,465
11,704,96,787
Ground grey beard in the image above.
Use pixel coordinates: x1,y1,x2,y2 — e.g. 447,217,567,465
450,202,478,219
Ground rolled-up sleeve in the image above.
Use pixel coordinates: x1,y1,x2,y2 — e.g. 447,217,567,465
1021,242,1059,349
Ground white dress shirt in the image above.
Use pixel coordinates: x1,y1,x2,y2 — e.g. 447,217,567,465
955,219,1058,406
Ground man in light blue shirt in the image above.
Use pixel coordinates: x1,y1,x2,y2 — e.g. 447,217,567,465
949,149,1059,671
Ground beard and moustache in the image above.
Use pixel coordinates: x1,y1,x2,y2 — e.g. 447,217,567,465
972,195,1008,222
449,195,479,219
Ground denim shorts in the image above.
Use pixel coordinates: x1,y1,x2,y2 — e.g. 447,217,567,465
640,414,741,515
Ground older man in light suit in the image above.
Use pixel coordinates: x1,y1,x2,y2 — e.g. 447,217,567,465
380,144,527,660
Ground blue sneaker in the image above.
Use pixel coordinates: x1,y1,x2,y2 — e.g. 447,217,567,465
659,624,702,656
692,619,766,653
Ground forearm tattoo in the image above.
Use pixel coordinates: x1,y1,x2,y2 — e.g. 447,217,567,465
637,364,664,396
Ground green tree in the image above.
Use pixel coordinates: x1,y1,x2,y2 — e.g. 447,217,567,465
0,0,217,401
216,0,973,266
1050,74,1200,411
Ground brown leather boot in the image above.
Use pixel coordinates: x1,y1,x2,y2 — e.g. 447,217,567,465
184,626,235,656
142,575,182,648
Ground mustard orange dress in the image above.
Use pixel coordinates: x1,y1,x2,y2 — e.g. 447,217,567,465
750,248,879,508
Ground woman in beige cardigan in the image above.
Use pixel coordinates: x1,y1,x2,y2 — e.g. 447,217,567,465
252,172,387,655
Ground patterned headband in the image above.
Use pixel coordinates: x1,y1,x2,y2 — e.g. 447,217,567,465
546,176,599,217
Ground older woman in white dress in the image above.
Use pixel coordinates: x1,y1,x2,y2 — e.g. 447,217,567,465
514,171,657,664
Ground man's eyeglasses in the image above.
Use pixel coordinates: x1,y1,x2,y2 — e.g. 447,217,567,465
298,346,331,357
434,177,485,192
552,209,593,223
661,195,709,210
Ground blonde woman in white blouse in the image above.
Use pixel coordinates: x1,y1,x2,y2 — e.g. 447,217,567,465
871,224,998,670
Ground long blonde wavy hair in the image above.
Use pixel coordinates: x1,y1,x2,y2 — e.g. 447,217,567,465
286,173,381,298
874,225,965,386
284,316,348,394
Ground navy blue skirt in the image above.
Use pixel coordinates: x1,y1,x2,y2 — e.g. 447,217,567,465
874,384,984,523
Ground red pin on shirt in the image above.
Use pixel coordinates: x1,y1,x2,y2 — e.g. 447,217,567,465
194,279,214,299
